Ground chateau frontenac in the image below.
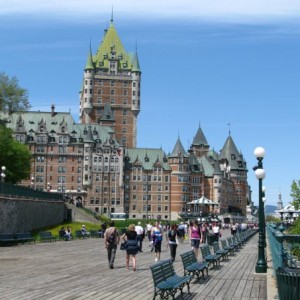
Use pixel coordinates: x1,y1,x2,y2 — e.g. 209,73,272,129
0,18,250,222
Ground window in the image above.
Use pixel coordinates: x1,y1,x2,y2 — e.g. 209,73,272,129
110,89,115,95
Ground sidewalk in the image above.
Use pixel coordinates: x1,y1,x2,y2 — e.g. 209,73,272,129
0,231,266,299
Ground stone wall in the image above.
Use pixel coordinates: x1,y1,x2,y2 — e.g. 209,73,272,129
0,196,65,233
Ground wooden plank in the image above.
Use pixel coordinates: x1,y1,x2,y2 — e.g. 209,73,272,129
0,230,266,300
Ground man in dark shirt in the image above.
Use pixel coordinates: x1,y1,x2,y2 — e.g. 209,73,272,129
104,221,119,269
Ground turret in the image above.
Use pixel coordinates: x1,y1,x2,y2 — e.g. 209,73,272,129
83,44,95,123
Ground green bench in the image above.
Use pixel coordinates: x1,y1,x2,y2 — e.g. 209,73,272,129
220,238,235,256
212,241,229,261
39,231,57,242
150,259,191,300
0,233,17,246
16,232,35,244
180,250,208,282
227,237,239,251
200,244,221,268
75,230,91,239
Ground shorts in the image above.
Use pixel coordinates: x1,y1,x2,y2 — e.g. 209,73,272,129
154,241,162,253
191,239,200,248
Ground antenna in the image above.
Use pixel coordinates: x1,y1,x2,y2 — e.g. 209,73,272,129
227,122,231,136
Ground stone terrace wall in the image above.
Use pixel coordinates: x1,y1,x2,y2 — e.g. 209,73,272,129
0,196,65,233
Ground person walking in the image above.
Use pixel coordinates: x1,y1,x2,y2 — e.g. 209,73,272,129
151,222,163,262
122,224,139,271
168,224,178,262
104,221,119,269
190,220,201,258
201,223,208,244
135,221,144,252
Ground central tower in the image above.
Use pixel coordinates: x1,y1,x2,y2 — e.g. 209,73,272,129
79,18,141,148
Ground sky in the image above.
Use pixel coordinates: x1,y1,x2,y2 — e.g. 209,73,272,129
1,0,300,207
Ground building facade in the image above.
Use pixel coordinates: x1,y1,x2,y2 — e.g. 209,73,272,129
79,18,141,149
0,18,251,222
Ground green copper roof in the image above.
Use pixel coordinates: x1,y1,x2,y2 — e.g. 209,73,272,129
198,156,215,177
94,22,131,70
192,126,209,146
125,148,171,171
170,138,188,157
130,51,141,72
85,45,95,70
0,110,116,145
101,103,115,121
219,135,247,170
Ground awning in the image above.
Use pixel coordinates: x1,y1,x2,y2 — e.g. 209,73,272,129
187,196,218,206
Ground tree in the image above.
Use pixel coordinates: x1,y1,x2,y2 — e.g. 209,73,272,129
0,72,31,112
0,125,32,183
290,180,300,210
265,215,281,223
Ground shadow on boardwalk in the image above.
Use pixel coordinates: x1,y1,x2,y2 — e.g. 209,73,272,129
0,231,266,300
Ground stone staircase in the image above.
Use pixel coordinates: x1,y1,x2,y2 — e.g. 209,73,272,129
65,203,102,225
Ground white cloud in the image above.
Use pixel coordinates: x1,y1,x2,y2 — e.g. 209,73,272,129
1,0,300,23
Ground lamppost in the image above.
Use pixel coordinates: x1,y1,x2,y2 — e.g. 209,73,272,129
253,146,267,273
262,187,267,249
1,166,6,182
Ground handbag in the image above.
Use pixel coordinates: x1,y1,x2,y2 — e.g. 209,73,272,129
120,242,127,250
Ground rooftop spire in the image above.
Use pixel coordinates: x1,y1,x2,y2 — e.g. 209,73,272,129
111,6,114,23
227,122,231,136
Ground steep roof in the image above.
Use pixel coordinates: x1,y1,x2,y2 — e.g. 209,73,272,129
219,135,247,170
192,126,209,146
170,138,188,157
189,152,203,173
85,44,95,70
130,51,141,72
94,21,130,70
101,103,115,121
198,156,215,177
0,110,115,145
125,148,171,171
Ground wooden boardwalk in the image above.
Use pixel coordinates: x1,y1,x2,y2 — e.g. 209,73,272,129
0,231,266,300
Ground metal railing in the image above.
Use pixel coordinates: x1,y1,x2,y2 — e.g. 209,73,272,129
0,182,63,201
267,223,300,269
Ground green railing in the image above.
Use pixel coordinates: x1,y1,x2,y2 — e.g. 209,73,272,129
0,182,63,201
267,223,300,300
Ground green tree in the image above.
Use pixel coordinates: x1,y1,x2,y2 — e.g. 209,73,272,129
265,215,281,223
0,72,31,112
290,180,300,210
0,125,32,183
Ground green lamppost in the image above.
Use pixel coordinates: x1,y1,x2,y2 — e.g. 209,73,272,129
253,147,267,273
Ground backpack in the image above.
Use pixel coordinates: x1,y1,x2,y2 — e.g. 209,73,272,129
107,229,116,243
